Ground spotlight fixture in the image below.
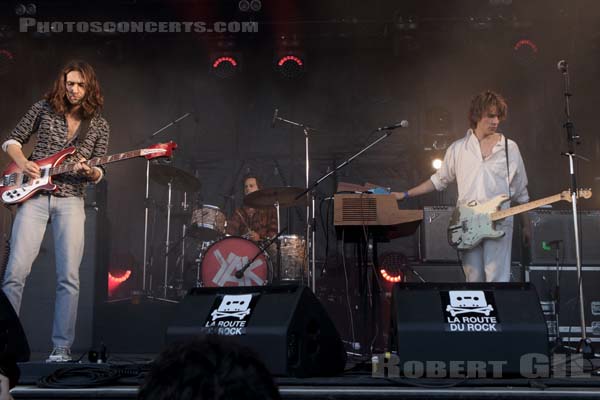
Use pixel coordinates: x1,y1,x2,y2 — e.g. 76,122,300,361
379,252,408,284
274,35,305,79
513,38,538,66
276,54,304,79
210,37,241,79
211,54,240,79
432,158,443,170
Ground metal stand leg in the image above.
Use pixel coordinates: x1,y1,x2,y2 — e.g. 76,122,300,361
162,182,173,299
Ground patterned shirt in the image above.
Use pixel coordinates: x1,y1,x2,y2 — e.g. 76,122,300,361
226,206,277,240
4,100,110,198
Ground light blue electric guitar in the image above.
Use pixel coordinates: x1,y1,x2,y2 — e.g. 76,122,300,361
447,189,592,250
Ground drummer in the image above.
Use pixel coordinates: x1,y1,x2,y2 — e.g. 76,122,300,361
226,174,277,242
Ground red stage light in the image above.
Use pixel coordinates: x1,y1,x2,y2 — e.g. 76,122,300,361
277,55,303,67
212,56,238,68
380,268,404,283
108,270,132,294
513,39,538,53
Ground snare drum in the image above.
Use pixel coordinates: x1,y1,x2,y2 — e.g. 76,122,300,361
201,236,271,287
267,235,307,281
189,205,226,241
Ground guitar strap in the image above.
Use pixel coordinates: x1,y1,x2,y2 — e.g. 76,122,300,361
505,135,512,202
65,118,91,151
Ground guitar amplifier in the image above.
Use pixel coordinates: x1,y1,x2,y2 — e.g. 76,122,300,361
420,206,459,262
527,210,600,265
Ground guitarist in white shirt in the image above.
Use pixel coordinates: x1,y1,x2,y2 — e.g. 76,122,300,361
393,90,530,283
1,60,110,362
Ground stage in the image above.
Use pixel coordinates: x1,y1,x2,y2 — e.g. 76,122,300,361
10,356,600,400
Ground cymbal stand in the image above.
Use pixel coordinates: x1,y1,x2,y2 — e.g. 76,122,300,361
275,200,282,281
161,181,173,299
272,111,318,290
140,112,191,294
180,192,189,278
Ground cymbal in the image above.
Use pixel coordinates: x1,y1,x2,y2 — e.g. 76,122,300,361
244,186,307,208
150,164,201,192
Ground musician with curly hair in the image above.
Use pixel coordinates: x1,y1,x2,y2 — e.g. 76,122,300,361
1,60,110,362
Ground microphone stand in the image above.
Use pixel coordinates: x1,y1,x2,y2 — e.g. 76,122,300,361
139,113,192,296
557,63,594,356
272,112,320,290
294,128,400,292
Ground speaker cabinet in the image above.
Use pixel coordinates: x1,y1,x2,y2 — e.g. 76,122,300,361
390,282,548,377
527,210,600,265
420,206,459,262
166,284,346,377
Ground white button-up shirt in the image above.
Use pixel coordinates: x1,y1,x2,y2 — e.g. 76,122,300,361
430,129,529,210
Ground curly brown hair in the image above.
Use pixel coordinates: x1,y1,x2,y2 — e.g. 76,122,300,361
45,60,104,119
468,90,507,129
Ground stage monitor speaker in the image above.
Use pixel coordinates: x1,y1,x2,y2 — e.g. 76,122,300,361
166,284,346,377
0,290,30,362
391,282,548,378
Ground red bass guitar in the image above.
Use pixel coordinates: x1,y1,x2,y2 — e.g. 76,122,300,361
0,141,177,205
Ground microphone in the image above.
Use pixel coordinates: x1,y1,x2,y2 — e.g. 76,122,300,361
557,60,568,73
376,120,409,131
271,108,279,128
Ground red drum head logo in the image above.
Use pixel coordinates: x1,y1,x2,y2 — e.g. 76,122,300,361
201,237,269,287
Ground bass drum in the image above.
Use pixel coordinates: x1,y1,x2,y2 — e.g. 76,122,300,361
201,237,271,287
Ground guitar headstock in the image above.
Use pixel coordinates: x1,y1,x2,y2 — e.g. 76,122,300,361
141,141,178,160
560,188,592,202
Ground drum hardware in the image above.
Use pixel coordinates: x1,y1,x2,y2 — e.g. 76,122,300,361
271,110,320,291
244,186,306,281
150,164,201,192
148,163,201,299
140,112,191,296
235,228,287,280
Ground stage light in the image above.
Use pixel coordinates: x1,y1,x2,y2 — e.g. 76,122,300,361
513,38,538,66
380,268,404,283
108,269,132,295
379,252,408,285
275,54,305,79
432,158,443,170
210,52,241,79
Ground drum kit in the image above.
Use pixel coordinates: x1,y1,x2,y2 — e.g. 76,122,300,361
146,164,308,298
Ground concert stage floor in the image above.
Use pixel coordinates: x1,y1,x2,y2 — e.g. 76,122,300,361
11,355,600,400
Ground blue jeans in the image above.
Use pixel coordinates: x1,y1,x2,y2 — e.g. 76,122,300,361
2,194,85,348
